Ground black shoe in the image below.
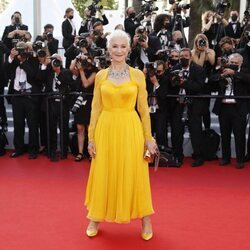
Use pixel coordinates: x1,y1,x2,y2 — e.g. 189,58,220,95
191,159,204,167
244,154,250,162
219,160,230,166
236,162,244,169
10,151,24,158
28,154,38,160
50,152,59,162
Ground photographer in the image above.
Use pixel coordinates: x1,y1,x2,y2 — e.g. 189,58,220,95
192,33,216,130
91,21,108,50
2,11,28,49
225,11,243,44
150,14,172,50
35,24,59,56
169,0,191,32
70,55,97,161
130,26,161,70
6,41,40,159
0,41,9,131
62,8,76,68
144,60,169,151
41,54,74,161
209,53,250,169
78,2,109,35
202,10,228,53
169,48,206,167
124,7,141,40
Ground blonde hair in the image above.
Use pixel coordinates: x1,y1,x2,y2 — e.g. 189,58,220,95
107,30,131,50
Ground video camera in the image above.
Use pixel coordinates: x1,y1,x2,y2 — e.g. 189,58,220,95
88,0,103,17
215,0,230,16
169,0,190,14
140,0,158,15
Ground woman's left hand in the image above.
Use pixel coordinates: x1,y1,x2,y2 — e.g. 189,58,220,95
145,139,158,155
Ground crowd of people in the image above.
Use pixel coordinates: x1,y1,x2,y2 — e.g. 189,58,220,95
0,2,250,168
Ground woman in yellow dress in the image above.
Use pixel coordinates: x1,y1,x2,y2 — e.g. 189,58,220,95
85,29,157,240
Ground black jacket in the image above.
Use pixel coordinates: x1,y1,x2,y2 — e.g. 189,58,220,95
209,68,250,115
168,62,207,115
78,15,109,34
124,17,140,39
130,36,161,70
2,24,28,49
62,19,75,49
225,22,243,39
35,35,59,56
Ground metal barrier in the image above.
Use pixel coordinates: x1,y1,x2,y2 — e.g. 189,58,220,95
1,91,249,156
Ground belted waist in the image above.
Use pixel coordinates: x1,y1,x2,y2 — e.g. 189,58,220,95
103,107,135,112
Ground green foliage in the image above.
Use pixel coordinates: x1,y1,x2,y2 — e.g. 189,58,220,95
0,0,9,14
71,0,117,18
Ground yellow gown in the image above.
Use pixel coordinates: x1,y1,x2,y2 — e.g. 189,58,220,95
85,66,154,223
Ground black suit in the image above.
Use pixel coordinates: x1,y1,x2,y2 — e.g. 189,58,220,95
35,35,59,56
209,69,250,163
146,74,169,149
2,24,28,49
124,17,140,40
42,66,73,158
130,36,161,70
6,56,40,155
169,62,206,161
225,22,242,39
62,19,76,68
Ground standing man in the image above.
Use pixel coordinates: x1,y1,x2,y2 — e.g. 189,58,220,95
6,42,40,159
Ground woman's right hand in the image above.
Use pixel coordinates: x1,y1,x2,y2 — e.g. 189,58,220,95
88,141,96,158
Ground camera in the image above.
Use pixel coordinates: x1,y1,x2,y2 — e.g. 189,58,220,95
91,48,105,57
88,0,103,16
169,0,190,14
33,41,45,52
198,39,207,48
156,49,170,61
245,30,250,40
170,69,188,87
216,0,230,15
138,34,146,42
221,55,229,67
139,0,158,16
71,95,87,114
50,57,61,67
37,49,46,58
94,56,110,68
145,62,157,77
46,32,53,40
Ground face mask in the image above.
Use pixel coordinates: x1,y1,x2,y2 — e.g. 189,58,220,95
68,15,74,20
180,58,189,67
169,58,179,66
165,23,170,29
228,64,239,71
129,12,136,19
176,38,183,45
231,15,238,22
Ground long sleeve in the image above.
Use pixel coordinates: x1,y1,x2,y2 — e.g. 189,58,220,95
133,68,153,141
88,70,104,141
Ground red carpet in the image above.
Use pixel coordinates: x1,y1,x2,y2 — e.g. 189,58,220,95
1,152,250,250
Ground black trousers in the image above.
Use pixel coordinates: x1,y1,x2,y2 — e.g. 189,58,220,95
48,100,69,157
219,104,247,163
11,95,39,154
0,81,7,126
150,110,168,148
170,104,203,160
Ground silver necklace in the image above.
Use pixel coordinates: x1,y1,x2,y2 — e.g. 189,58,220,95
108,66,129,79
